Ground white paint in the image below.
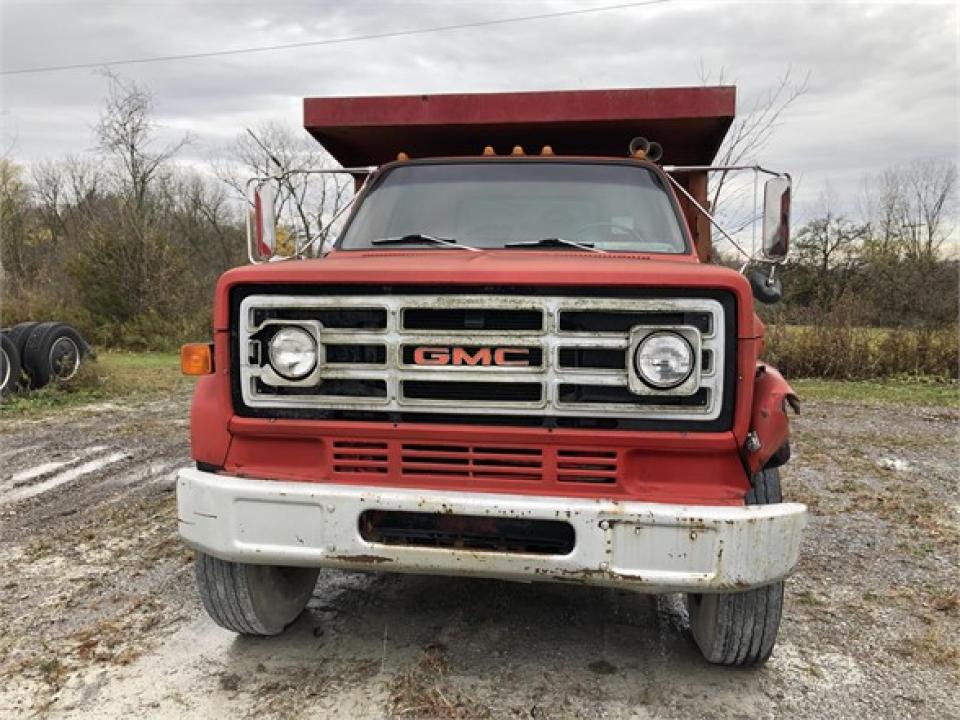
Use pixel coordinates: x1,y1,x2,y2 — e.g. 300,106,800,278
3,451,128,504
177,467,808,593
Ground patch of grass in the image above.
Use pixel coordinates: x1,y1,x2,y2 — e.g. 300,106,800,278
389,643,490,720
0,351,192,418
900,628,960,668
765,324,958,379
791,377,959,407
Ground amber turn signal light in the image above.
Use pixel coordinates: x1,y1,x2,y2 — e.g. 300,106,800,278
181,343,214,376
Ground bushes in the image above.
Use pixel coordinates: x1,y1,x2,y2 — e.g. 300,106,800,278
764,324,959,380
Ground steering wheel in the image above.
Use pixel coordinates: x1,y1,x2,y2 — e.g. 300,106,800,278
572,221,646,243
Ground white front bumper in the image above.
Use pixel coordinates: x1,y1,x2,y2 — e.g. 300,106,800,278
176,468,807,593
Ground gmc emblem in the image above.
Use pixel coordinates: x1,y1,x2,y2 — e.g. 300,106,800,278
412,346,532,367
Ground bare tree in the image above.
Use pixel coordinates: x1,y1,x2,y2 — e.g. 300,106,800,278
697,64,809,260
0,158,30,280
95,70,187,210
700,65,810,210
905,158,957,260
216,121,352,255
860,159,958,261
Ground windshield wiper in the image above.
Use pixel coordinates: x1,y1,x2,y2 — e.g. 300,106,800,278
370,233,481,252
504,237,606,254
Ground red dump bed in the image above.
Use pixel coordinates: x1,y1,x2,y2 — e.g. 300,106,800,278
303,87,735,167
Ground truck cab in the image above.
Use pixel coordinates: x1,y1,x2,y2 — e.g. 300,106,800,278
177,87,806,667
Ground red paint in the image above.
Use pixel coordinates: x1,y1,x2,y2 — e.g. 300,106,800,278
189,329,234,467
304,87,735,167
189,251,775,506
212,251,757,331
222,418,749,506
187,87,795,508
413,346,531,367
745,364,797,474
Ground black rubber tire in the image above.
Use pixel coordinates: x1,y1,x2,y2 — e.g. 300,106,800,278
7,322,39,360
21,322,90,389
687,467,785,667
0,333,21,398
194,551,319,635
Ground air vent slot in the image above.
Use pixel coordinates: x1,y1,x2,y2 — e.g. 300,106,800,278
557,449,618,484
252,307,387,329
359,510,574,555
559,311,712,333
558,385,709,406
557,347,625,370
256,379,387,397
401,443,543,481
403,381,542,403
326,344,387,364
332,440,388,475
403,308,543,331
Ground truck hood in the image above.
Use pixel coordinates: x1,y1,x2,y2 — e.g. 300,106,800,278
214,250,758,337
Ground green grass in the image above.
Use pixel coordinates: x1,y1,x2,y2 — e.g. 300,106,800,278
792,377,959,407
0,351,193,419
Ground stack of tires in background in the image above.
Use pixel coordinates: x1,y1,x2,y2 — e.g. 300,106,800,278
0,322,94,399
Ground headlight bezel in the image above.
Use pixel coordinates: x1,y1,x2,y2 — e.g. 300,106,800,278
627,326,701,396
259,321,324,385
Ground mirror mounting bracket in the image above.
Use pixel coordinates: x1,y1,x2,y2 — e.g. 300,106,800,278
663,164,791,271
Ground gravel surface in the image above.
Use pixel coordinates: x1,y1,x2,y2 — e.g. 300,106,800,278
1,392,957,719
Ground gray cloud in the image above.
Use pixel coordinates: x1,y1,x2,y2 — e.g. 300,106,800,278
1,0,957,224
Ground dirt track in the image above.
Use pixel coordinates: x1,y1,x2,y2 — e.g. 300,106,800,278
1,391,958,719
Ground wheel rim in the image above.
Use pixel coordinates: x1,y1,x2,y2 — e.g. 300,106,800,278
49,337,81,381
0,346,10,391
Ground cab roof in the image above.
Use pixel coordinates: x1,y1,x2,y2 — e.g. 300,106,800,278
304,86,736,168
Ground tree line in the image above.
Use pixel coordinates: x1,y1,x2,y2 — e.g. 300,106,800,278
766,159,957,330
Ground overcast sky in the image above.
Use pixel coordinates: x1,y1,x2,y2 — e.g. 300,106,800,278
1,0,957,228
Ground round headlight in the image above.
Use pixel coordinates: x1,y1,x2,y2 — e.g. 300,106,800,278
634,331,694,389
268,327,318,380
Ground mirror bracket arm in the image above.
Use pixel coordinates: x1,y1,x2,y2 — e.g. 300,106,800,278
662,172,752,263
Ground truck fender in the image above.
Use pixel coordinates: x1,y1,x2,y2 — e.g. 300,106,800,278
745,364,799,475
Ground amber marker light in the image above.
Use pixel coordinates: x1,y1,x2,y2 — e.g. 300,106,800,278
181,343,214,376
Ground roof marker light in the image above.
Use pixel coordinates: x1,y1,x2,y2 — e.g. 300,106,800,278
482,146,496,156
396,151,409,161
511,145,525,156
541,145,554,156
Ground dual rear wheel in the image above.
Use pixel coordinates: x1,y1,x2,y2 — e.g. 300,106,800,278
1,321,90,392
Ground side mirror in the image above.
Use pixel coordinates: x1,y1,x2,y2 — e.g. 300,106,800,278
761,176,791,262
748,266,783,305
252,182,278,260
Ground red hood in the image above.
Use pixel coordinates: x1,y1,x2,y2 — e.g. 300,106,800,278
214,250,759,337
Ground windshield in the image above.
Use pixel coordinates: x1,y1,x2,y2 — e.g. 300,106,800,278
337,161,688,253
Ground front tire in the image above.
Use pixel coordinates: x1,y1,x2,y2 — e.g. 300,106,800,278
194,551,319,635
687,467,785,667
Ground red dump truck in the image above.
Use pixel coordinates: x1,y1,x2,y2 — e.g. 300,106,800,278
177,87,806,667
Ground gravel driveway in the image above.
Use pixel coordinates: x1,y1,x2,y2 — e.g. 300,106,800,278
1,391,957,718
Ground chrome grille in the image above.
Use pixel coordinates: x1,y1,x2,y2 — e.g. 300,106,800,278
238,294,725,422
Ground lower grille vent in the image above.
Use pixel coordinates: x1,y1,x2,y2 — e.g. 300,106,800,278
359,510,575,555
332,441,388,474
557,449,618,484
401,444,543,481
